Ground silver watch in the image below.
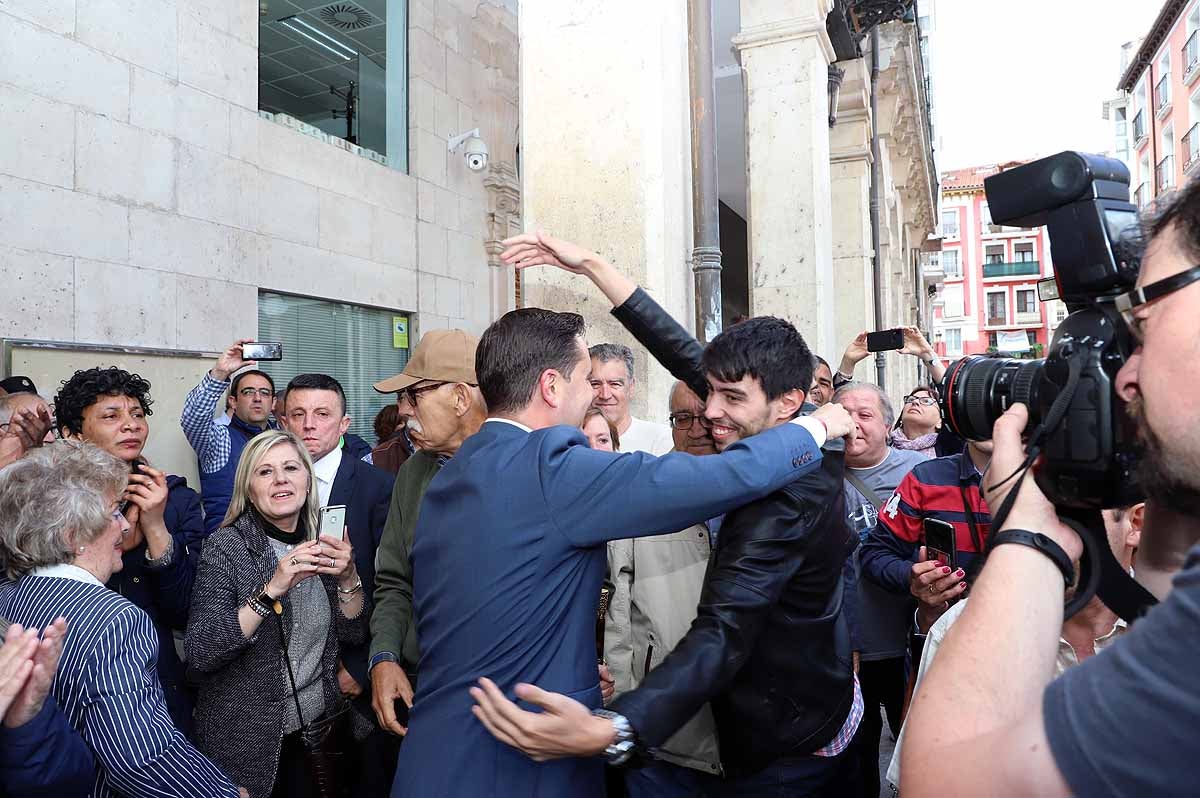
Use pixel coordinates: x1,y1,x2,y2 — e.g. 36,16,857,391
591,708,637,765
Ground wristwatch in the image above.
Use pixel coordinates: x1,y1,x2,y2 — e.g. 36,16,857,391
591,709,637,765
248,585,282,617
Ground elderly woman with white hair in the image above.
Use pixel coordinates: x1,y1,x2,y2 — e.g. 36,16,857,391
0,441,240,798
186,429,367,798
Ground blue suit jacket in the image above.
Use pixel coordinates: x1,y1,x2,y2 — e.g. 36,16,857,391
327,453,394,688
393,419,823,798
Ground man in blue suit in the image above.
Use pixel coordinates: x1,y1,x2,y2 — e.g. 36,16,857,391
280,374,396,792
393,307,854,797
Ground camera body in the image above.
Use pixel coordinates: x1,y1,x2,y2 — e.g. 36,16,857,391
939,151,1142,509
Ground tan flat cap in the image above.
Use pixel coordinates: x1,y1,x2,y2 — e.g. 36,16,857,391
373,329,479,393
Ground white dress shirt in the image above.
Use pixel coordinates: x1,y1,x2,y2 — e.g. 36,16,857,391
312,445,343,508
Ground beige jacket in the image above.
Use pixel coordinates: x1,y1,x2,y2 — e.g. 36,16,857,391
604,522,722,775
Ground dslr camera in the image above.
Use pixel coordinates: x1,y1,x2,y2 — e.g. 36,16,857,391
937,151,1154,618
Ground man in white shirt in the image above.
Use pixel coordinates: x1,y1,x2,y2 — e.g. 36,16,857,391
588,343,673,454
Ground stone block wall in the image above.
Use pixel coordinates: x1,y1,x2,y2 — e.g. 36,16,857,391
1,0,519,354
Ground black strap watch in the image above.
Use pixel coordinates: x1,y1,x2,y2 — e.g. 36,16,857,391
990,529,1076,587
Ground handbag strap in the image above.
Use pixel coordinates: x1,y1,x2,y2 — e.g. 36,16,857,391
274,607,309,734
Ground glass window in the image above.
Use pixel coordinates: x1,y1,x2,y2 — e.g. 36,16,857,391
256,291,412,443
1014,243,1034,262
987,291,1008,324
943,249,961,277
258,0,408,171
943,283,964,318
945,328,962,356
985,244,1005,264
1016,288,1037,314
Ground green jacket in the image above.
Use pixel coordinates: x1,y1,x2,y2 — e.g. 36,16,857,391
369,450,442,674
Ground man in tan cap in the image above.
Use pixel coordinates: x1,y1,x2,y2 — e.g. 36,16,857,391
369,329,488,746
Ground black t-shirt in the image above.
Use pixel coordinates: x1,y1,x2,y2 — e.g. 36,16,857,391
1043,544,1200,794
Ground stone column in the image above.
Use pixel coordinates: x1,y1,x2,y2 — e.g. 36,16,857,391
829,58,875,366
734,0,837,358
483,161,521,322
518,1,693,421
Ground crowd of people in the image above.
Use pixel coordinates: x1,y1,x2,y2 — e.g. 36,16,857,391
1,181,1199,798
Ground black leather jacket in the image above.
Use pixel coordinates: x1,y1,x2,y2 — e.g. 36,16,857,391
608,289,857,776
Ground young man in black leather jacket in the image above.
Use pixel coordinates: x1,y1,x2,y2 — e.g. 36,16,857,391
470,232,863,796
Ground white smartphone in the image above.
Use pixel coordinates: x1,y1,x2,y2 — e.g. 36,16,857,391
316,505,347,542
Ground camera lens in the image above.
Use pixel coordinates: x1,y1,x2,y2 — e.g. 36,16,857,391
941,356,1044,440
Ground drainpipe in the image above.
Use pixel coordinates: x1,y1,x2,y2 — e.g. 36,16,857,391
870,27,886,389
687,0,723,343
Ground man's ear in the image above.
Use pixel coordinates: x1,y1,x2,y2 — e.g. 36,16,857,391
338,414,351,436
538,369,561,409
1128,502,1146,549
773,388,806,421
452,383,473,417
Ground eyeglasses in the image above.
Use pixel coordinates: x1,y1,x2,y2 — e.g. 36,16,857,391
399,382,449,406
903,395,937,407
1114,264,1200,342
668,412,713,431
238,387,275,398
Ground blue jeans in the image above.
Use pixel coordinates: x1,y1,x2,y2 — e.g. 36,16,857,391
624,760,722,798
710,749,858,798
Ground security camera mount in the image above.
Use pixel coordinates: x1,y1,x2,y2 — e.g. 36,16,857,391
447,128,482,154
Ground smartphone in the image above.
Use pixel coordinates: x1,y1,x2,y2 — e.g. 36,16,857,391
316,504,347,542
866,329,905,352
923,518,956,571
242,342,283,361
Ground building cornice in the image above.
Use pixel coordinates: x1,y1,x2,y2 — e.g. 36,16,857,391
732,16,837,65
1117,0,1189,91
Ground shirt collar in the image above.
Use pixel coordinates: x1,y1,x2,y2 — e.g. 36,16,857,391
312,445,343,483
31,563,104,587
958,450,983,482
486,417,533,433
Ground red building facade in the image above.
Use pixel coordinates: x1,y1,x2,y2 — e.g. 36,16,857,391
928,164,1064,365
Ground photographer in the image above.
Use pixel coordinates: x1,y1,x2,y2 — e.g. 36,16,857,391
902,184,1200,795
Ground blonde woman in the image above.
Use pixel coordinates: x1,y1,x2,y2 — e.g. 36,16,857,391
185,430,367,798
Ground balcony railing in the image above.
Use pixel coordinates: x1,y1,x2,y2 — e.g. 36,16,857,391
943,223,959,238
1158,154,1175,191
1156,74,1172,114
1135,182,1149,208
1184,124,1200,174
1133,109,1147,143
982,260,1040,279
1186,30,1200,81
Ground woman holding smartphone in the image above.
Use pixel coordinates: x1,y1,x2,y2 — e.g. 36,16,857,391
186,429,367,798
54,367,208,735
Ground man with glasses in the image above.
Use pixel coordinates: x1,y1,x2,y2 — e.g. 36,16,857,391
180,338,277,532
368,330,489,753
603,380,722,796
903,182,1200,795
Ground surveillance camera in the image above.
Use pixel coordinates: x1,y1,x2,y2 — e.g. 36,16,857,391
465,135,489,172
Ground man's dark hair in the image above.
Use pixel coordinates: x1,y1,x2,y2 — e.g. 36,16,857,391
231,369,276,397
1140,175,1200,259
477,308,586,414
814,355,831,373
701,316,814,402
285,373,347,415
54,367,154,436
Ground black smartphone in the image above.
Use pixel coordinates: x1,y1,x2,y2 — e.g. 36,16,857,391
393,698,410,728
866,329,905,352
923,518,956,571
242,342,283,360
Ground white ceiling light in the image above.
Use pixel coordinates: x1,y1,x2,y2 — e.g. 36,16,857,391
279,16,357,60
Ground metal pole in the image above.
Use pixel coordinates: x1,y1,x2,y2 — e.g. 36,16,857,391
870,27,887,389
687,0,723,343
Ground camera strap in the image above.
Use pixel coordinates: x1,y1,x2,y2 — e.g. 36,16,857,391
958,483,984,555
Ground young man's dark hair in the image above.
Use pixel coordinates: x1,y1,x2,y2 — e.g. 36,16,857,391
55,367,154,436
230,369,275,397
285,373,347,414
476,308,586,413
814,355,831,372
701,316,814,402
1140,172,1200,257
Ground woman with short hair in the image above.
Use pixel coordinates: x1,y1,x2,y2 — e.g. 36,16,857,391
889,385,943,459
186,429,367,798
0,441,239,798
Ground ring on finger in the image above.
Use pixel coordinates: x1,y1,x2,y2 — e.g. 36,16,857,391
290,557,299,567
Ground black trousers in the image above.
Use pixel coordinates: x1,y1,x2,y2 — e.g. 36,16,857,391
853,656,907,798
346,726,402,796
272,731,318,798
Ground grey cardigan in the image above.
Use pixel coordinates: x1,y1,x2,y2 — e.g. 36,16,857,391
185,510,369,798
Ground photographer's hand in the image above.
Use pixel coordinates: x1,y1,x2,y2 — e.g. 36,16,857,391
984,404,1082,561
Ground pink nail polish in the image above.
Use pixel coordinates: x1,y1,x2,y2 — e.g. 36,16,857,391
941,566,951,574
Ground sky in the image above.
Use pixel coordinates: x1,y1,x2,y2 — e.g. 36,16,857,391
931,0,1162,171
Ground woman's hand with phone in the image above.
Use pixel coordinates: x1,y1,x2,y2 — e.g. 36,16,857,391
910,546,967,632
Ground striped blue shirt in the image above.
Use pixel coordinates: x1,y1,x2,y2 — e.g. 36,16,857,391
0,569,239,798
180,373,237,475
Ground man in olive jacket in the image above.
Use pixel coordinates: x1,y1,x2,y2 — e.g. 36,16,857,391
369,330,488,736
